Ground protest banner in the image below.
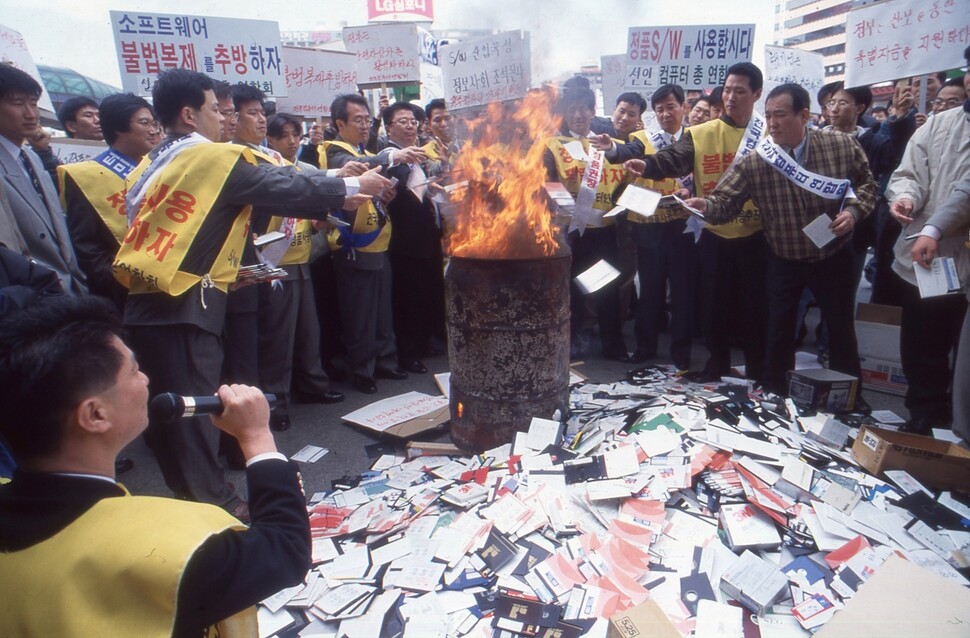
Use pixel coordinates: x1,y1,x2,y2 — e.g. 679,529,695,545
626,24,755,92
601,54,627,117
440,31,531,111
342,23,422,87
50,138,106,165
844,0,970,88
276,47,358,119
368,0,434,23
109,11,286,97
761,45,825,113
420,63,444,103
0,23,55,113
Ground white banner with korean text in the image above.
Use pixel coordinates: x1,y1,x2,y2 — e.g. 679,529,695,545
109,11,286,97
342,23,422,87
845,0,970,88
440,31,531,111
601,54,627,117
276,47,358,119
626,24,755,93
761,45,825,114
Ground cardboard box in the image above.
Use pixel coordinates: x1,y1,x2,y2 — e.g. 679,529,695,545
607,600,681,638
855,303,908,396
787,369,858,413
851,426,970,491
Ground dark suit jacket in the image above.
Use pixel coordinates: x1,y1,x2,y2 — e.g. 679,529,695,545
0,143,86,294
0,458,311,637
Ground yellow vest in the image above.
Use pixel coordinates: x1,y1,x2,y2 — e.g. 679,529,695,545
544,136,626,224
251,147,314,266
0,494,255,638
114,143,257,295
627,130,687,225
689,119,762,239
57,160,129,243
323,140,390,254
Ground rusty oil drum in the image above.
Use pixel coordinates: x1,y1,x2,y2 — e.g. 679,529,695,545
445,255,571,452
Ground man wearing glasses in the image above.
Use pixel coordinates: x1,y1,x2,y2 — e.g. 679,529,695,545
59,93,159,315
931,78,967,115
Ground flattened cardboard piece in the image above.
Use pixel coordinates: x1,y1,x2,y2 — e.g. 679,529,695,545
815,555,970,637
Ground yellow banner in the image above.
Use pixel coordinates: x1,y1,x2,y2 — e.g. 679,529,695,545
690,120,761,239
545,136,626,215
57,161,129,243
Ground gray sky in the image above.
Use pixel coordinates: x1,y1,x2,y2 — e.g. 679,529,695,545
4,0,776,88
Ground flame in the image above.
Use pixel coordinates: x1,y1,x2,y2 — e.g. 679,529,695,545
457,402,464,418
446,89,563,259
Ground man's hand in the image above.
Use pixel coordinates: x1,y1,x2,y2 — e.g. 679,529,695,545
893,85,915,114
682,197,709,213
377,94,390,116
890,197,915,225
379,185,397,206
830,210,856,236
311,219,333,233
29,127,52,152
210,384,276,460
672,188,691,199
356,166,391,197
915,112,927,127
393,145,428,165
624,159,646,178
342,193,372,211
589,133,613,151
911,235,939,268
336,160,369,177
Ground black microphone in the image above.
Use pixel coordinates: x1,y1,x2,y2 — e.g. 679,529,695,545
149,392,278,424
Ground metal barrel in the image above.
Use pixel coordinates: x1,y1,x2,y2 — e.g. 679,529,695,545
445,254,571,452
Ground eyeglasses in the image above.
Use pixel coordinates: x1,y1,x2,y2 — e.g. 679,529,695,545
220,110,238,121
826,99,852,109
133,118,160,130
393,118,418,127
931,97,963,107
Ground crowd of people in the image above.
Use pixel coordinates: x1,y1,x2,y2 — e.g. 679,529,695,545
0,41,969,633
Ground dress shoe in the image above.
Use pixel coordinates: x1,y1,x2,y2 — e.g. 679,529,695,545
294,390,345,404
375,365,408,380
114,457,134,475
403,360,428,374
353,375,378,394
270,413,291,432
230,501,251,524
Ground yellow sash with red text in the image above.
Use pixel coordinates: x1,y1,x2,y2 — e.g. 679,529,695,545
57,161,129,243
627,131,687,225
545,136,626,222
113,144,256,295
322,140,390,254
689,119,762,239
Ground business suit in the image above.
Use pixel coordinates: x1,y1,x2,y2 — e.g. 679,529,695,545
0,142,86,294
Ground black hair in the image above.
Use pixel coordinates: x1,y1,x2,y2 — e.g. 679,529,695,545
412,104,426,123
0,296,124,460
0,63,42,101
331,93,370,124
871,105,888,115
152,68,214,130
725,62,763,92
692,96,712,108
382,102,416,128
99,93,152,146
766,83,811,113
559,86,595,112
817,80,841,108
57,96,100,136
616,91,647,116
264,100,277,117
213,80,232,102
708,86,723,108
266,113,302,139
231,83,265,112
830,81,873,110
651,84,685,109
942,77,966,90
425,98,446,120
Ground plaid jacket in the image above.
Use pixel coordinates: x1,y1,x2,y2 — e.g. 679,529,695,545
705,128,876,262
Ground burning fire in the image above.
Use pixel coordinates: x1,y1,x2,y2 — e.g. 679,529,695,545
446,90,564,259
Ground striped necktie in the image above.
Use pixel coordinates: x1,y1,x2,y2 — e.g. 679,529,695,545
19,148,49,208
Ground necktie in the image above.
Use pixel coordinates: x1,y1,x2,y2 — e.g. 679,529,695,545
19,149,49,208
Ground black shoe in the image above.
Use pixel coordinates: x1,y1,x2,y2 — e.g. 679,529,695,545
353,375,378,394
270,413,291,432
403,360,428,374
294,390,345,404
375,365,408,380
115,457,134,475
627,349,656,364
